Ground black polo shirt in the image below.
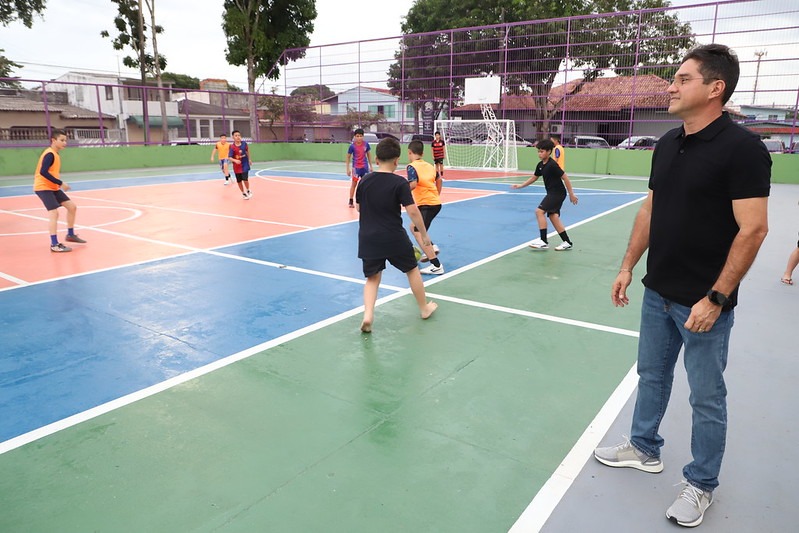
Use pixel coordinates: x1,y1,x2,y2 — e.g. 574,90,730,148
644,112,771,308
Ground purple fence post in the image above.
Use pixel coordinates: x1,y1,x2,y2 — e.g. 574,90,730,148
41,82,51,142
184,91,191,144
95,85,106,146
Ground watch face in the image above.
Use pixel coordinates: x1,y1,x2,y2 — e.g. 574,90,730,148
708,290,728,306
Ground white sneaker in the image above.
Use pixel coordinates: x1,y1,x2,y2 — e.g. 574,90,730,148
243,193,249,200
554,241,573,251
420,264,444,275
433,244,440,253
246,190,253,198
419,253,429,263
528,238,549,250
223,179,229,186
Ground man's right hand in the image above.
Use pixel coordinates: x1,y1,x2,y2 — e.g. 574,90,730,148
611,272,632,307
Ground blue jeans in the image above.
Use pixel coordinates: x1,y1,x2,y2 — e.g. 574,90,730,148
630,287,734,492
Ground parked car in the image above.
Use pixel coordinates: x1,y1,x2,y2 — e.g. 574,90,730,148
375,132,399,141
616,136,658,150
359,132,379,144
789,141,799,154
761,138,785,153
401,133,435,143
569,135,610,149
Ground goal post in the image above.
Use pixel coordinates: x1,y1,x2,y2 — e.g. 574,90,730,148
434,119,519,171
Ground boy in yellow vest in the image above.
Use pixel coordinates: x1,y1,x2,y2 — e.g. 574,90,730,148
34,129,86,252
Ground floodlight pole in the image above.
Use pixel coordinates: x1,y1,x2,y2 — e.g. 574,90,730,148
752,50,766,105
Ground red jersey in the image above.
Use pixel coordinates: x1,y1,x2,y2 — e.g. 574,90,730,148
431,139,446,160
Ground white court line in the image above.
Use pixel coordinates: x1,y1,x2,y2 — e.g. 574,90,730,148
0,206,144,236
69,194,312,230
0,271,27,285
0,287,413,456
508,365,639,533
426,293,639,338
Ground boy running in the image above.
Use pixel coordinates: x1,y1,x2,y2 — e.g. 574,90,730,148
228,130,252,199
33,129,87,253
210,133,231,185
346,128,373,207
356,137,437,333
406,140,444,275
511,138,578,250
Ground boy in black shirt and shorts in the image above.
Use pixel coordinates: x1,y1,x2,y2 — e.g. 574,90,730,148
356,138,438,332
511,138,578,250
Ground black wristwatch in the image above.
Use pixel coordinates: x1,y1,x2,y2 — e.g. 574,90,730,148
706,290,729,307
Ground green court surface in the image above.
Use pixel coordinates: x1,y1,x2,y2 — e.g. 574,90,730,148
0,163,648,532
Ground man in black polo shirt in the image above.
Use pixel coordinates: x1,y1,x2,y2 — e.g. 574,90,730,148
594,44,770,527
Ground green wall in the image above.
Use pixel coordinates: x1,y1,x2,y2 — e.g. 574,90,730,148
2,144,798,184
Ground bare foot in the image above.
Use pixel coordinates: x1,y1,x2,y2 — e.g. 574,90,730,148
360,320,372,333
421,301,438,320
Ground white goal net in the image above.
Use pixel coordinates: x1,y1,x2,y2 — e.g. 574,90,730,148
434,119,519,171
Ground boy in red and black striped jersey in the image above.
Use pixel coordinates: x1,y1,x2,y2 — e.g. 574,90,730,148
431,131,446,179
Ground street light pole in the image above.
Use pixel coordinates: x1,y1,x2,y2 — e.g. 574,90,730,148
752,50,767,105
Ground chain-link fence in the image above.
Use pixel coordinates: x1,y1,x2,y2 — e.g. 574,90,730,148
2,0,797,150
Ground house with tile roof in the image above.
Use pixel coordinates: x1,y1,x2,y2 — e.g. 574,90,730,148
0,88,116,145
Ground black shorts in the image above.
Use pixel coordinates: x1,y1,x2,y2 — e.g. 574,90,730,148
412,204,442,232
35,189,70,211
538,193,567,217
362,249,418,277
433,158,444,165
235,171,249,182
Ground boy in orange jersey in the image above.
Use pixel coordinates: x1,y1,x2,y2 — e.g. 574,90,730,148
406,140,444,275
210,133,232,185
550,133,565,171
33,129,86,253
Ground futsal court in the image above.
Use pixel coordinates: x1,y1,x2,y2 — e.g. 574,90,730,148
0,161,794,532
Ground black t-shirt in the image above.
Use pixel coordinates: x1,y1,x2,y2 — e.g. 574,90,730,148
356,171,416,259
535,158,566,194
644,112,771,308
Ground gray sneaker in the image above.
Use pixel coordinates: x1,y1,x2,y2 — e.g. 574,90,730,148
666,481,713,527
593,438,663,473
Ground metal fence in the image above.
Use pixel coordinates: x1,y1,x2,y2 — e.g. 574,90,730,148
1,0,798,150
278,0,799,149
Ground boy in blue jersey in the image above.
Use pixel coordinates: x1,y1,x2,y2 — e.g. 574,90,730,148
346,128,373,207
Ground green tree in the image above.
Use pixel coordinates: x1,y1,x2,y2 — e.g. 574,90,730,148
101,0,167,143
222,0,317,138
0,49,22,88
0,0,46,27
291,84,334,100
161,72,200,90
390,0,694,138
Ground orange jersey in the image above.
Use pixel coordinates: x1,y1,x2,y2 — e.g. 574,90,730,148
215,141,230,159
407,159,441,206
33,148,61,191
552,143,565,171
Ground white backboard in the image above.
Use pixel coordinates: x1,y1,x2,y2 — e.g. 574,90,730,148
464,77,501,105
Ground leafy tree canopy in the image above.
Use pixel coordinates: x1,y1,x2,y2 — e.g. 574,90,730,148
100,0,166,75
0,48,22,87
222,0,317,91
161,72,200,90
0,0,46,28
291,84,334,100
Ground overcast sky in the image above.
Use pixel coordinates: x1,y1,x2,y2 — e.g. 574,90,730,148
2,0,795,105
1,0,417,88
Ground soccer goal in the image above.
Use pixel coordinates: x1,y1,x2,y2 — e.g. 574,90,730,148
434,119,519,171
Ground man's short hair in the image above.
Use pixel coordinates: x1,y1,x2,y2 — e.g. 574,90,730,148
408,140,424,155
549,134,560,142
376,137,401,162
51,128,67,140
231,130,241,136
537,139,555,152
354,128,365,136
682,43,740,104
434,131,441,135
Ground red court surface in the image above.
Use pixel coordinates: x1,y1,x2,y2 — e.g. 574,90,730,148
0,175,496,286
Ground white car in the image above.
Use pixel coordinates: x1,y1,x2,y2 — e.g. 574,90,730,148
616,136,658,149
